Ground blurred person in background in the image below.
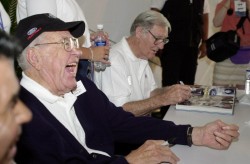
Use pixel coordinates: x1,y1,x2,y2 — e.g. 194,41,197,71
213,0,250,89
0,2,11,33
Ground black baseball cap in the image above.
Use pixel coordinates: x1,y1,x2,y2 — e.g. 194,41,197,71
15,13,85,49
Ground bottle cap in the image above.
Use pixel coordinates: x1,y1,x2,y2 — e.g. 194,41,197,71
97,24,104,30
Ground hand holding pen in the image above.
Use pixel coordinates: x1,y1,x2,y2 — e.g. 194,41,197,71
179,81,196,92
159,82,191,106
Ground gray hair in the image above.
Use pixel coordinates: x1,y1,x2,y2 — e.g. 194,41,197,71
17,34,45,71
17,48,30,71
130,10,171,35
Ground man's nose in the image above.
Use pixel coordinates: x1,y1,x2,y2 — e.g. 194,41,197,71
72,48,82,58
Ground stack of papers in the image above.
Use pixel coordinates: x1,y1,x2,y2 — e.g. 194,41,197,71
176,85,236,115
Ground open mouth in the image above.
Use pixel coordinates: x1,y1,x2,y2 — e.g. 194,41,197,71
152,49,158,54
66,62,78,75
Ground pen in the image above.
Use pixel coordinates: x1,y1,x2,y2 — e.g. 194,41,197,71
179,81,195,91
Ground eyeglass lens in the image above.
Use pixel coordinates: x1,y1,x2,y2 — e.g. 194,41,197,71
64,38,79,51
148,30,169,45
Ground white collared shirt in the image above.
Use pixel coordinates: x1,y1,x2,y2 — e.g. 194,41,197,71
20,73,110,157
94,37,157,107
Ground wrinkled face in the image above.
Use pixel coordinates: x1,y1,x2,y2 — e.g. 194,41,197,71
0,57,32,164
137,25,168,60
30,31,82,96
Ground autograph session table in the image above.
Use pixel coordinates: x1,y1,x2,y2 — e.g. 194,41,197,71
164,97,250,164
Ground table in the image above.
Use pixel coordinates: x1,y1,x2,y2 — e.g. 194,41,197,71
163,95,250,164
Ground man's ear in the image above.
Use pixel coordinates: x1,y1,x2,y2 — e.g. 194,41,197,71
135,26,145,39
26,48,41,70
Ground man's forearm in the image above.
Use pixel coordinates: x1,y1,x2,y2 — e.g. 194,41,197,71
213,0,230,27
80,47,92,60
122,96,163,116
150,87,169,97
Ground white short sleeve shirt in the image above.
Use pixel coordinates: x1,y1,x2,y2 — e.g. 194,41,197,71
94,37,158,107
0,2,11,33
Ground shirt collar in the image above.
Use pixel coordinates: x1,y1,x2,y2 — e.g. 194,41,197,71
122,37,140,61
20,72,85,104
122,37,148,64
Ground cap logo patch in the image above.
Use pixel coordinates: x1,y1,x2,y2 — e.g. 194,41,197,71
27,27,38,35
27,27,42,40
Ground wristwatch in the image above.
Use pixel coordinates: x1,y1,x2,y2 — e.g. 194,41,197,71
187,126,193,147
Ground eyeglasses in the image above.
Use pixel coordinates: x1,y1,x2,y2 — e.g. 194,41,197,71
33,37,79,52
147,30,169,45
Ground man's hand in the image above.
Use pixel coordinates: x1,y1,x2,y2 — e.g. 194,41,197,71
91,46,110,64
158,84,192,106
198,42,207,59
125,140,180,164
192,120,240,149
90,31,110,64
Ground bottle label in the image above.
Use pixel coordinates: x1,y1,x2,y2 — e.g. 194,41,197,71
94,39,107,71
95,40,106,47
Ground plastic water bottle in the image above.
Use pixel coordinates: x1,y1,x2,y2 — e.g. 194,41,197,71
94,24,107,72
245,67,250,95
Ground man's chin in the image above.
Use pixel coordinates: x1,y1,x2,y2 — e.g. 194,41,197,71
69,80,78,91
72,83,77,91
